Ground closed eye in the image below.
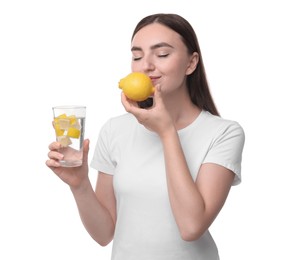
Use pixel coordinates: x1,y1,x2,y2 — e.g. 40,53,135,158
132,56,142,61
158,54,169,58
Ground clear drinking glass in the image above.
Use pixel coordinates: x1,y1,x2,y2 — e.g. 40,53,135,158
52,106,86,167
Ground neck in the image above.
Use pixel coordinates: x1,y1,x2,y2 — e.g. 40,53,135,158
163,90,201,130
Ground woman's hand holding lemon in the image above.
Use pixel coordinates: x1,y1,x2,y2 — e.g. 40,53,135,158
120,80,174,137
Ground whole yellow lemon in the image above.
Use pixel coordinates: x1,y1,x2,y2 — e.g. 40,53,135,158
119,72,155,101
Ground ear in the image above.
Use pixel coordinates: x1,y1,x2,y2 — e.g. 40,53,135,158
186,52,199,75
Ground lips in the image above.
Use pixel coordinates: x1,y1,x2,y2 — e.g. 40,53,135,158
149,76,160,85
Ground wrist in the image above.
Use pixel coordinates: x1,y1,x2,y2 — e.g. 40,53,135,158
70,177,92,195
159,124,177,140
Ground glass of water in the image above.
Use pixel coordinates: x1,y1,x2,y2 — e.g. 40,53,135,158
52,105,86,167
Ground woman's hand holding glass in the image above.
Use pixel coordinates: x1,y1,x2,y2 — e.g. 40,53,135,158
46,139,90,190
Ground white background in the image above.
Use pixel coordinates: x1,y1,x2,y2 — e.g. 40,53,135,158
1,0,299,259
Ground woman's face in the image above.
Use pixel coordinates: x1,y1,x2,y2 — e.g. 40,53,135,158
131,23,198,95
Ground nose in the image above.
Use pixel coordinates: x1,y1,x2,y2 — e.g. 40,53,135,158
141,55,155,72
131,54,156,73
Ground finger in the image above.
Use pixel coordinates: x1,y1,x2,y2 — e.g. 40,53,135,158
153,84,163,106
155,83,161,92
45,159,61,168
48,150,64,161
120,92,129,110
120,92,134,112
121,92,140,114
48,141,61,151
82,139,90,164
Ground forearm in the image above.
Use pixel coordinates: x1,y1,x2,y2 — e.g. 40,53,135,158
160,127,206,240
70,179,115,246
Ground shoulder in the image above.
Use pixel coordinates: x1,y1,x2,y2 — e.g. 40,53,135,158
201,111,245,185
102,113,136,129
201,110,245,138
100,113,139,138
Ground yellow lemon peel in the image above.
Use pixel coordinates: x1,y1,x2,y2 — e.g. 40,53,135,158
119,72,155,101
67,127,81,139
54,114,82,144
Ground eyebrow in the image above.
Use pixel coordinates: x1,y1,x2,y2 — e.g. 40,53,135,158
131,42,174,52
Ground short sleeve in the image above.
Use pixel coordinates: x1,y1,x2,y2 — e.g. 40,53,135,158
203,121,245,185
90,119,116,175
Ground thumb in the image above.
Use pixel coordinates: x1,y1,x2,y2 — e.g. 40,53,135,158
82,139,90,164
153,84,163,105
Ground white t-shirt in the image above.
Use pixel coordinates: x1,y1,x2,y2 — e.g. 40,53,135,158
91,110,245,260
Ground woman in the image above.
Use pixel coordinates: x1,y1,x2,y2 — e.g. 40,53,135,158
46,13,245,260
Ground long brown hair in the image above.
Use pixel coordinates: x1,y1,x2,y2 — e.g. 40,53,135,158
132,13,220,116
